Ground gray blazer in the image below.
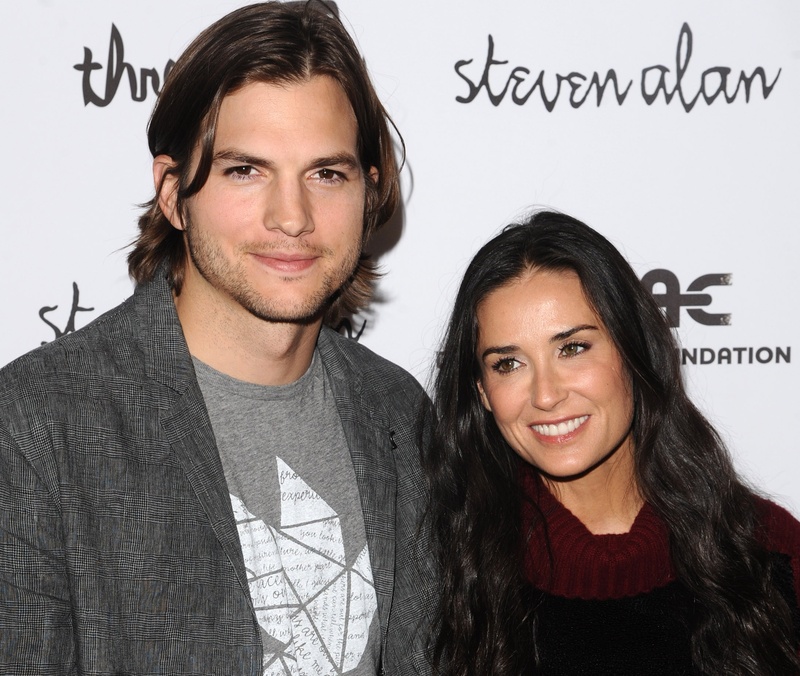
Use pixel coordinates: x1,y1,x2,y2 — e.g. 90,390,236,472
0,271,435,675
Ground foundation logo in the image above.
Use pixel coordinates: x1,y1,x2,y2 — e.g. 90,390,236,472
456,23,780,111
640,269,731,328
39,283,95,345
640,269,789,366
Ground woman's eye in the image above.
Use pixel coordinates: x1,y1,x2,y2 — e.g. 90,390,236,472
560,342,588,357
492,357,519,374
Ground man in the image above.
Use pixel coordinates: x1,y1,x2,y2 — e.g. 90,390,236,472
0,3,434,674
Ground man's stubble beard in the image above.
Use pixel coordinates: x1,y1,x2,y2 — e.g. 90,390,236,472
183,212,361,325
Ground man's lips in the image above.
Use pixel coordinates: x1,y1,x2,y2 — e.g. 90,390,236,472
252,252,319,273
530,415,589,439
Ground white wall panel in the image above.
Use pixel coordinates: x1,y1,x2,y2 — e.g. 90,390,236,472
2,1,797,509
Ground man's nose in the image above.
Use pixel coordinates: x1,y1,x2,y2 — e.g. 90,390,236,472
265,177,313,237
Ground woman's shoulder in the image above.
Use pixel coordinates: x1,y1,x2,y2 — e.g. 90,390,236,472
752,495,800,620
753,495,800,559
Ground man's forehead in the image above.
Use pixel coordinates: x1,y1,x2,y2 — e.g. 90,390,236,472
220,77,356,125
210,78,360,160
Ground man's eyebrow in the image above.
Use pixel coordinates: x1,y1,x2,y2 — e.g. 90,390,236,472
308,153,360,170
212,149,360,171
213,149,273,168
550,324,598,343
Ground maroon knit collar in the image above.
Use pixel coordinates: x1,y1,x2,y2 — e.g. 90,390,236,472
521,469,676,600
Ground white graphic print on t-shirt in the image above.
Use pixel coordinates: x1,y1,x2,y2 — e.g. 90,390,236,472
231,457,377,675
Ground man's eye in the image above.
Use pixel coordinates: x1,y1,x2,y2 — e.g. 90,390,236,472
222,165,257,180
315,168,344,183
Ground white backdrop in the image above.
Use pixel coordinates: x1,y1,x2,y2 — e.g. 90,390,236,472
1,1,798,510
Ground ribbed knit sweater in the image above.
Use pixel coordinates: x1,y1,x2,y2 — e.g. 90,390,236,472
520,471,800,675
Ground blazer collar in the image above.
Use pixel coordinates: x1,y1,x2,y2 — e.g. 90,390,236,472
317,327,398,648
132,267,196,395
132,271,254,599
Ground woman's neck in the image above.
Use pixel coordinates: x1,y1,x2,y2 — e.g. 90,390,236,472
542,447,643,534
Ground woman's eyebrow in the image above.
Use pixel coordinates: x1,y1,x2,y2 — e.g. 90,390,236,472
550,324,598,343
480,345,519,360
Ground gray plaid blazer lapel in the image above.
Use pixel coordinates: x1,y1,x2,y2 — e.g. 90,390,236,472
317,328,397,647
136,273,252,598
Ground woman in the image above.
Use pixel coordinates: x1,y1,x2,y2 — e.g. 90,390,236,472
428,210,800,675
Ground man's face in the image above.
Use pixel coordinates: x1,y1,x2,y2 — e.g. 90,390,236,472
170,76,370,324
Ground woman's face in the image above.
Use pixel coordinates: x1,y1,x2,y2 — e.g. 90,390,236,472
476,268,635,483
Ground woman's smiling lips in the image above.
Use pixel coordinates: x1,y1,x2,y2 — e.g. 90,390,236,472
530,415,589,442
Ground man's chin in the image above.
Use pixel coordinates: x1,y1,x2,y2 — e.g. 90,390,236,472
242,293,333,326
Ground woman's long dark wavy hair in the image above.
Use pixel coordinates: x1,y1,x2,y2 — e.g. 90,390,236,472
428,210,800,675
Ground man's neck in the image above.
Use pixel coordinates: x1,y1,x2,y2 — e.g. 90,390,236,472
174,291,322,387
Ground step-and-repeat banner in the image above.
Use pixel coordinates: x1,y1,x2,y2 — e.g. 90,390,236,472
1,1,798,509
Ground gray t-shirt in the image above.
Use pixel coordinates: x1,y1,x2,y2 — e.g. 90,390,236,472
194,351,379,676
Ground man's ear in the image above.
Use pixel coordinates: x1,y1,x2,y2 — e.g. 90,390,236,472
368,166,379,184
476,380,492,412
153,155,183,230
